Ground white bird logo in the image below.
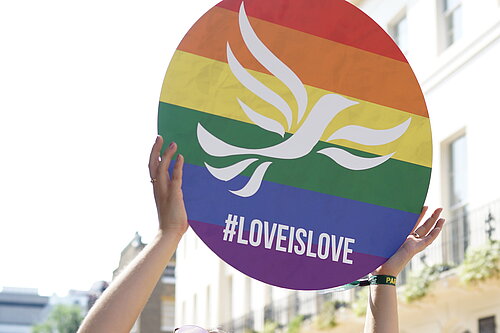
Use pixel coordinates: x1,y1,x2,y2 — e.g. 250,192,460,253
197,2,411,198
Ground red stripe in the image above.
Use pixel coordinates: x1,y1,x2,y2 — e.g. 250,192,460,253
216,0,407,63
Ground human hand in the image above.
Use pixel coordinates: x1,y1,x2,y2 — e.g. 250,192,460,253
148,136,188,238
372,207,445,276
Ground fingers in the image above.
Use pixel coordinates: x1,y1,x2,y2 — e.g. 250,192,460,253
172,154,184,186
410,206,428,234
158,142,178,186
422,218,445,246
414,208,443,238
149,136,163,178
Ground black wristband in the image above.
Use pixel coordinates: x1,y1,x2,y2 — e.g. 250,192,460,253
369,275,396,286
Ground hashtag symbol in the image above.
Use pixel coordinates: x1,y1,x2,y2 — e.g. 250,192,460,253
223,214,239,242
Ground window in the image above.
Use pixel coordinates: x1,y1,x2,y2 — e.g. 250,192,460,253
161,297,175,331
244,277,251,313
162,263,176,285
442,0,463,48
390,15,409,54
227,276,233,319
182,301,186,324
193,294,198,323
221,275,233,323
444,134,469,265
449,135,467,208
206,286,211,327
479,316,496,333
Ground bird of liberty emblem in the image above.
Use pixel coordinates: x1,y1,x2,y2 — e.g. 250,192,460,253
158,0,432,290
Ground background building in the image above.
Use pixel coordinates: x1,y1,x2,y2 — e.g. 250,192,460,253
0,288,49,333
0,283,109,333
113,232,176,333
175,0,500,332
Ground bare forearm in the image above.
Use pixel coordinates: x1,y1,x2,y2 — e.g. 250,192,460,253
364,284,398,333
363,208,445,332
78,231,182,333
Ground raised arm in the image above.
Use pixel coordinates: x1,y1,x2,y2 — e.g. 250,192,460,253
78,136,188,333
364,207,445,333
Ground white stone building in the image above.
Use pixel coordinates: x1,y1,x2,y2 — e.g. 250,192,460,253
175,0,500,332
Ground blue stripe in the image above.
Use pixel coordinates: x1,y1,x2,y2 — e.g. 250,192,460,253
182,163,419,258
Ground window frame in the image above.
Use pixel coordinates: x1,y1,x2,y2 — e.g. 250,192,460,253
439,0,463,50
389,9,409,55
440,129,469,265
390,14,409,54
448,134,468,210
478,315,496,333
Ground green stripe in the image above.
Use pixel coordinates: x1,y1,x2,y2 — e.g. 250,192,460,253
158,102,430,214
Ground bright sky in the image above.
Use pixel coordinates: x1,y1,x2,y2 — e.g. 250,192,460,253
0,0,220,296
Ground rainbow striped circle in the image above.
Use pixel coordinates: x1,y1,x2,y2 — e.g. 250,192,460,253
159,0,432,290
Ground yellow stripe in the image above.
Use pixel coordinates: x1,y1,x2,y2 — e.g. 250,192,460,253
160,51,432,168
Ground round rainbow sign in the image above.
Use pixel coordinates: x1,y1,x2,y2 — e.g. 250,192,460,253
158,0,432,290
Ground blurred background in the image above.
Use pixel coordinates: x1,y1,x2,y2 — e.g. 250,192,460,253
1,0,499,332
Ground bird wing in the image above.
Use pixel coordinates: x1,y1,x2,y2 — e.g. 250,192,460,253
226,2,308,135
328,118,412,145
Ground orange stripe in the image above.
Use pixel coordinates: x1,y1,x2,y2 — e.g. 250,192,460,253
178,6,428,118
217,0,407,62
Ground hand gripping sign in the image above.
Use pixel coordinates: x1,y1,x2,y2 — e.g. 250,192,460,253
158,0,432,290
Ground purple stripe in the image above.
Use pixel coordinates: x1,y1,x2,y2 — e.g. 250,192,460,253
190,220,387,290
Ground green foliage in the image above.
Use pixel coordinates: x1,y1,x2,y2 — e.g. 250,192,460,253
263,320,279,333
459,240,500,285
314,301,337,330
351,287,368,317
244,329,258,333
32,304,84,333
403,264,452,303
287,315,304,333
32,323,52,333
